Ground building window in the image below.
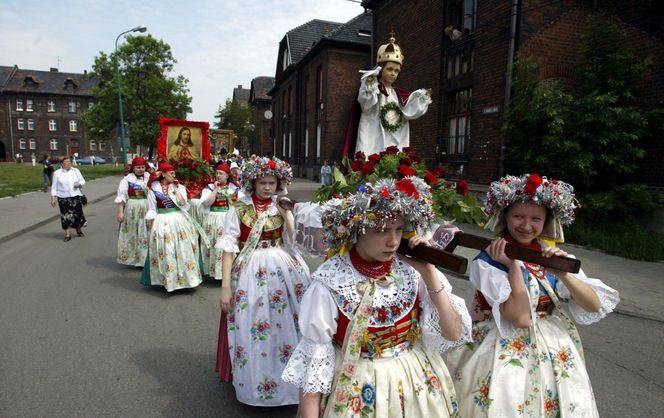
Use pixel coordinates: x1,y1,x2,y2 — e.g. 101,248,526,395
29,138,36,150
69,120,78,132
447,46,474,79
88,102,95,110
304,129,309,158
50,138,58,151
446,88,472,155
49,120,57,131
27,119,35,130
68,101,76,113
288,132,292,158
316,66,323,102
89,140,97,151
48,101,56,112
26,99,34,112
282,133,286,157
17,119,24,130
98,140,106,151
449,0,476,35
16,99,23,111
316,123,321,160
19,138,26,149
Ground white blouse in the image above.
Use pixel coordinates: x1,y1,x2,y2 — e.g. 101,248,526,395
114,173,150,204
50,168,85,198
281,253,471,394
145,181,190,220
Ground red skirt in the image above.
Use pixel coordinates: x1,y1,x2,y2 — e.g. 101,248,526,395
215,311,232,382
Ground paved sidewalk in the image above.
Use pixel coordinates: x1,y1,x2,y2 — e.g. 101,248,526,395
1,175,662,322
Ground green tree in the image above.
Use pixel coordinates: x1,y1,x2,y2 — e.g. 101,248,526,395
83,35,192,152
214,99,255,153
503,14,647,193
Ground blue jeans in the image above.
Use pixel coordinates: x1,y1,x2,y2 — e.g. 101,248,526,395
43,173,51,192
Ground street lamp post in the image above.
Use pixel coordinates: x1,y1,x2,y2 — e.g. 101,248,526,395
115,25,147,165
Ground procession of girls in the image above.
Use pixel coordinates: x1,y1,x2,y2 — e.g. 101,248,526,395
114,151,618,416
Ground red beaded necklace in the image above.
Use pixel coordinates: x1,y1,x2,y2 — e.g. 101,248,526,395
349,248,393,279
252,194,272,213
160,180,170,196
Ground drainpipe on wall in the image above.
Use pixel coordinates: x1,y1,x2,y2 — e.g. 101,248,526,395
500,0,520,177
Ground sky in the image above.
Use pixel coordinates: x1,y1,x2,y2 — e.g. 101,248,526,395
0,0,364,122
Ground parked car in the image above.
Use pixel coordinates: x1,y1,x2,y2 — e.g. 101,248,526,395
77,156,107,165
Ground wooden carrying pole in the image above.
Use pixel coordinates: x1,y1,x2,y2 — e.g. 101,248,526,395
398,240,468,274
446,233,581,274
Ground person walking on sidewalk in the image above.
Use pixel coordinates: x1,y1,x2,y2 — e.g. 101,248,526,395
50,156,86,242
40,154,54,192
446,173,620,417
115,156,151,267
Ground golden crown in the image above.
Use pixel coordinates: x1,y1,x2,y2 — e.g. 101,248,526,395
376,34,403,65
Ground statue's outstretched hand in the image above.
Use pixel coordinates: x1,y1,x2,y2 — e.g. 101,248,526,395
360,65,381,82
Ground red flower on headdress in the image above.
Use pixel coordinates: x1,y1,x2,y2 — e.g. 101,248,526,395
524,173,542,197
398,164,417,177
267,160,276,169
424,171,439,185
395,178,420,199
351,160,363,172
456,180,469,196
380,187,391,198
354,151,366,160
385,145,399,155
360,161,375,175
368,153,382,164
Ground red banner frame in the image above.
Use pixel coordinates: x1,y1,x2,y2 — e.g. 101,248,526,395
157,116,210,161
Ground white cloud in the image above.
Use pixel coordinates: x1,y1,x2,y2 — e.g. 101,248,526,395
1,0,364,121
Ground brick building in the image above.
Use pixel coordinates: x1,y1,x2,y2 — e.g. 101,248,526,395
363,0,664,188
0,65,111,162
249,76,275,156
270,12,372,180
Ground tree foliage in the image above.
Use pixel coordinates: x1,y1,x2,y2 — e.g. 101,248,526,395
82,35,192,150
503,14,648,193
214,99,255,152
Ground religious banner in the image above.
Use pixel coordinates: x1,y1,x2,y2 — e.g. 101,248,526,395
157,116,210,162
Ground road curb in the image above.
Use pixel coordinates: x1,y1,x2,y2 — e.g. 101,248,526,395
0,192,116,245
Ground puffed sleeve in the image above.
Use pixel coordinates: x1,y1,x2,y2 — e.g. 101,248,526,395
419,269,472,353
145,186,157,220
175,183,190,212
556,266,620,325
357,76,380,113
469,256,518,338
199,185,214,213
215,206,240,252
401,88,432,120
281,281,338,394
114,177,129,204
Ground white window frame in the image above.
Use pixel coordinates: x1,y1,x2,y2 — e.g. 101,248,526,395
68,101,76,113
89,140,97,151
88,102,95,110
29,138,36,150
49,138,58,151
19,138,26,149
16,99,23,111
26,99,34,112
49,120,57,131
17,119,24,130
47,101,55,112
69,120,78,132
98,140,106,151
27,119,35,130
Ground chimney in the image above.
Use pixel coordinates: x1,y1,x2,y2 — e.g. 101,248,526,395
50,67,58,72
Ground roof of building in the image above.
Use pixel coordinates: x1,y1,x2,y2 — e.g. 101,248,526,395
250,76,275,102
323,12,372,45
286,19,344,65
232,84,250,103
0,65,100,96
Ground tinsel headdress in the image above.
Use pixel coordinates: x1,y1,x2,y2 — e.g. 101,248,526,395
485,173,577,242
240,156,293,193
320,176,435,254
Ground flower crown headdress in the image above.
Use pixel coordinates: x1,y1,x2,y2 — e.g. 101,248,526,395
485,173,577,242
240,156,293,193
320,176,435,254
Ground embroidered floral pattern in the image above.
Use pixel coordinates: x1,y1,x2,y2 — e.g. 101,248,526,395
498,334,531,368
256,378,278,400
250,320,271,341
550,345,575,380
234,345,248,368
269,289,289,313
473,371,493,412
278,343,293,365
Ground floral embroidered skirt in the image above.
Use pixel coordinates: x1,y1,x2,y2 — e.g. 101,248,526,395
117,199,149,266
201,211,227,279
323,341,460,418
188,197,205,225
446,313,598,417
57,196,85,230
227,246,310,406
145,211,202,292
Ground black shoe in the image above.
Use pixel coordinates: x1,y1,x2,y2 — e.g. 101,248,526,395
64,236,72,242
76,228,84,237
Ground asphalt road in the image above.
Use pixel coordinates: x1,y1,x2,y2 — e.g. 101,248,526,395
1,192,663,417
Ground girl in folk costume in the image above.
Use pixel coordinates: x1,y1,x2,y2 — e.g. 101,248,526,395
141,162,202,292
115,156,151,266
282,177,471,418
217,156,310,406
342,35,432,157
199,162,239,279
446,174,620,417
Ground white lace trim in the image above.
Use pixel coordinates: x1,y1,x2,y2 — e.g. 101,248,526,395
420,273,472,353
281,337,336,394
556,273,620,325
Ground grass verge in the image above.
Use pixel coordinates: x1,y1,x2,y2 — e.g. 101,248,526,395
0,163,123,198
